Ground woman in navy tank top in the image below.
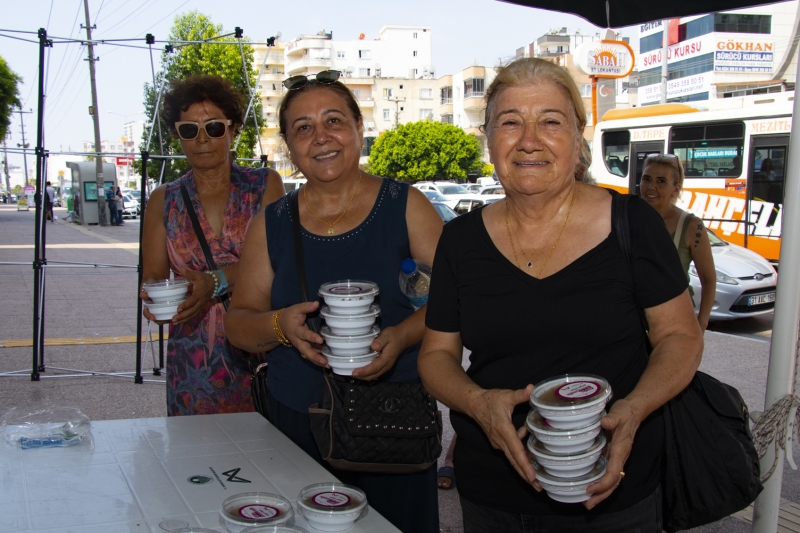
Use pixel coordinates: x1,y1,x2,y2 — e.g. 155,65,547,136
225,72,443,533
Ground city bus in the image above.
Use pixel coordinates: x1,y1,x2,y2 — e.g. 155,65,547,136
590,93,793,262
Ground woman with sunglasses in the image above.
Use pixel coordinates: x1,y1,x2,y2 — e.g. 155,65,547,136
141,75,285,416
225,70,442,533
640,154,716,330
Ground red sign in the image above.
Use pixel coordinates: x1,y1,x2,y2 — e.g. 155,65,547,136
116,157,134,166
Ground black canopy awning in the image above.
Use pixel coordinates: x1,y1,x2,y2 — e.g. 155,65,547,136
500,0,780,28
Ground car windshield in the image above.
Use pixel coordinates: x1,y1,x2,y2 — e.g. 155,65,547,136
707,229,728,247
129,190,141,200
434,203,458,222
424,190,447,201
440,185,468,195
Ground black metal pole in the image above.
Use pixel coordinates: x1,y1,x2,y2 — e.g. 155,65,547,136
134,150,149,384
158,325,164,371
38,154,49,373
31,28,49,381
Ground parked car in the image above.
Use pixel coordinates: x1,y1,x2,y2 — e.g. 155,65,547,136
453,196,503,216
121,193,140,218
689,229,777,321
480,184,505,197
464,184,482,193
431,201,458,223
284,178,307,193
422,190,458,210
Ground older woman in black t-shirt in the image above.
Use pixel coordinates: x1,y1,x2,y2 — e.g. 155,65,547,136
418,58,704,532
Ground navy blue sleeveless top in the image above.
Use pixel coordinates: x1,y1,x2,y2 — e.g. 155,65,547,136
265,178,419,413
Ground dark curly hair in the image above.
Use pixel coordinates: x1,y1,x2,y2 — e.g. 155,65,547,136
161,75,245,135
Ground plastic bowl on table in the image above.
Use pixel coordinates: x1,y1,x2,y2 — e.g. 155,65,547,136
241,526,310,533
218,492,294,533
320,326,380,356
318,280,379,315
534,456,608,503
142,279,190,303
322,346,378,375
530,374,612,429
143,299,184,321
527,433,607,478
525,409,604,454
296,482,368,532
170,529,223,533
320,305,380,335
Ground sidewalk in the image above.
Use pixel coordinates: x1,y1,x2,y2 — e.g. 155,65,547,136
0,204,797,532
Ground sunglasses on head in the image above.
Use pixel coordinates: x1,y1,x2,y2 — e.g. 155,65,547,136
174,119,233,140
283,70,341,90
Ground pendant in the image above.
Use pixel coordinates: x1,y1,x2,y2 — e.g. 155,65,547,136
328,227,335,236
526,261,533,269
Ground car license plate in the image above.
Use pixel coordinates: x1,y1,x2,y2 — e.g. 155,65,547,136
749,293,776,306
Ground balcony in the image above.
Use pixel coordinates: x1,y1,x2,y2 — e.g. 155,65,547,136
439,102,453,115
260,88,285,98
286,58,333,76
463,93,485,111
357,98,375,108
285,39,332,57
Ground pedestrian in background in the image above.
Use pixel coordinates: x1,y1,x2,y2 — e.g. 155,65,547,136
106,185,120,226
45,181,56,222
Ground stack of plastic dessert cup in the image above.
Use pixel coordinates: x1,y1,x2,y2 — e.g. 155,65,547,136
318,280,381,376
218,492,295,532
527,374,613,503
295,482,368,532
142,278,190,321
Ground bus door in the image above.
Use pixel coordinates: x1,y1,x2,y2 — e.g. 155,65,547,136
747,135,788,248
629,142,663,195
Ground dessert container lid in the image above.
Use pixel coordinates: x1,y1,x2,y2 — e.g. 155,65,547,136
534,456,608,486
318,280,379,299
320,325,380,342
321,346,379,360
241,526,310,533
220,492,293,524
527,433,607,459
296,483,368,513
142,279,190,289
143,299,185,308
531,374,612,410
526,409,605,435
320,305,380,320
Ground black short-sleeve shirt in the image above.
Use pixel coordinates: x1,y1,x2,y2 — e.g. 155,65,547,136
426,193,687,516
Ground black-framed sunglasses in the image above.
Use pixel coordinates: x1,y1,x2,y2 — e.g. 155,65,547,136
174,119,233,140
282,70,341,90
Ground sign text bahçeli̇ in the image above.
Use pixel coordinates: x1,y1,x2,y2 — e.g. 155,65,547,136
575,40,635,79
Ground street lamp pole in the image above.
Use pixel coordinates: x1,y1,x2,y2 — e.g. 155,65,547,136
386,97,406,129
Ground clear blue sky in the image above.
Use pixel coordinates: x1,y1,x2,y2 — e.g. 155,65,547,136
1,0,638,170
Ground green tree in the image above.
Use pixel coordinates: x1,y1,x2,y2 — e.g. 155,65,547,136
368,121,482,182
133,11,262,183
0,56,22,140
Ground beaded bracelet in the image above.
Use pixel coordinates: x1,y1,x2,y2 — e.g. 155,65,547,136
273,309,292,347
206,270,219,300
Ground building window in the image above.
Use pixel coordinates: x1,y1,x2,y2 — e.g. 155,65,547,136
352,89,361,98
640,32,663,54
399,84,404,89
586,112,592,125
383,109,391,121
440,86,453,104
441,114,453,125
413,32,418,39
359,68,371,77
414,69,418,76
714,13,771,34
420,88,432,99
337,51,346,58
413,50,418,57
580,84,592,98
359,49,371,59
420,109,433,120
464,78,485,98
638,52,714,87
383,88,394,98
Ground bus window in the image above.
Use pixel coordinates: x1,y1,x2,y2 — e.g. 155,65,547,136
602,131,630,177
670,122,744,178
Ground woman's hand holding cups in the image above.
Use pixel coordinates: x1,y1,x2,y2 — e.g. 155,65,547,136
281,301,327,367
350,325,406,381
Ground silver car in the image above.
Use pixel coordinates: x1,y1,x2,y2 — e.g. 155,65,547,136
689,230,777,321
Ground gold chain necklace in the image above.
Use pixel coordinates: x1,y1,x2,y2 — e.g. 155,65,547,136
303,172,363,235
504,188,576,278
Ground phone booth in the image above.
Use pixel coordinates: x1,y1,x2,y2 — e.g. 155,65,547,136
66,162,118,225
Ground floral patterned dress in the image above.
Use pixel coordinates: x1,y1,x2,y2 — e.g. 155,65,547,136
162,165,269,416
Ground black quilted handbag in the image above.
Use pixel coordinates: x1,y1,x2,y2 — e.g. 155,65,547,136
309,372,443,473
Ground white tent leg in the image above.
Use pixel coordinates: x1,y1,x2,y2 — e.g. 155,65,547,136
751,89,800,532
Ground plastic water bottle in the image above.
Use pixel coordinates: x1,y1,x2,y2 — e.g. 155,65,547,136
399,258,432,309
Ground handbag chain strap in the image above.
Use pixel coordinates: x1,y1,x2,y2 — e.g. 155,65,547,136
289,189,320,334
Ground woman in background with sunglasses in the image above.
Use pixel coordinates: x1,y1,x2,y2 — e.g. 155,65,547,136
640,154,716,330
141,75,285,416
225,70,442,532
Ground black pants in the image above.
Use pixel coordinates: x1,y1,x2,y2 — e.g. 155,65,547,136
267,392,439,533
461,485,663,533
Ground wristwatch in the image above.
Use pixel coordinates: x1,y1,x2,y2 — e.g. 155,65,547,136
214,269,228,297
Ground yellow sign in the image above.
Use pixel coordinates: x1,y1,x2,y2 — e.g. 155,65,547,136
575,40,635,79
17,197,28,211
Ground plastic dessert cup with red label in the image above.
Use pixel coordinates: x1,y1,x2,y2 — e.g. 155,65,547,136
219,492,294,533
320,305,380,335
241,526,310,533
320,326,380,356
530,374,612,429
534,456,608,503
143,299,186,321
296,483,368,532
526,409,604,454
527,433,607,478
318,280,379,315
142,279,190,303
322,346,378,375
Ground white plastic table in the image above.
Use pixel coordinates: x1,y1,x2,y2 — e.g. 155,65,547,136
0,412,400,533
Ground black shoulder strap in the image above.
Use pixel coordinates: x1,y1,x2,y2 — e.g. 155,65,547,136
288,189,320,334
179,181,229,309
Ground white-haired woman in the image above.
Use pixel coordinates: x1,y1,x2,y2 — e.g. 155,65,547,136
418,58,703,532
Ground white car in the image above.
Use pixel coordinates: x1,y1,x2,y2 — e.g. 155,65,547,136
480,184,506,198
413,181,486,204
689,230,777,321
421,190,458,210
121,193,140,218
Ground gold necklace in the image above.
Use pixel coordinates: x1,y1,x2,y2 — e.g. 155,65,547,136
504,188,576,278
303,172,363,235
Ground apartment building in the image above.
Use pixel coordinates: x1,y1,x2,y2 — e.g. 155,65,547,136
438,66,498,159
82,119,144,188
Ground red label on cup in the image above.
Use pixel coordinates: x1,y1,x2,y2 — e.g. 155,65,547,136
313,491,351,507
556,381,601,401
239,504,279,519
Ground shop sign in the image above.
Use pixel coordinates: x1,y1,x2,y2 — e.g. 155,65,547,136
639,21,663,38
714,35,774,73
639,72,712,104
637,34,712,71
750,118,792,134
631,127,668,141
574,40,635,78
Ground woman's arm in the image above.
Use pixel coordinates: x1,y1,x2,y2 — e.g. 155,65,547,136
585,289,703,509
418,329,538,487
352,186,443,380
140,185,171,324
686,216,716,330
263,169,286,206
225,211,325,361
